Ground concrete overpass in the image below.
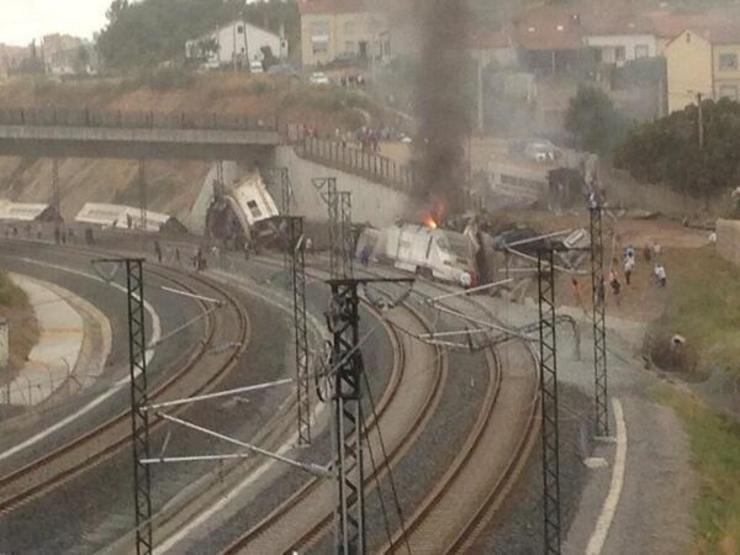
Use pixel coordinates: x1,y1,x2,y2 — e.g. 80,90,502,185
0,107,281,160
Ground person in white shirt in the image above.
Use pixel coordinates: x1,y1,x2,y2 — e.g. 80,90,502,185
624,256,635,285
654,264,667,287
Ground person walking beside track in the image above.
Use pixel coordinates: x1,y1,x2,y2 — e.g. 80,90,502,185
624,253,635,285
654,264,667,288
609,270,622,306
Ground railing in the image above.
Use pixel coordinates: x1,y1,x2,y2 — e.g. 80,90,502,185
297,136,416,193
0,107,278,132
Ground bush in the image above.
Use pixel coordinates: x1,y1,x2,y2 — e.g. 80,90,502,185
565,85,629,156
136,67,195,91
245,78,276,96
616,97,740,199
645,328,700,376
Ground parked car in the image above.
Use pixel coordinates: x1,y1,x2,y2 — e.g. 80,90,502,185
523,139,559,162
309,72,330,85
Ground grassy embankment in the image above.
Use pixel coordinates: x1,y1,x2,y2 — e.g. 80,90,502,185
651,247,740,554
649,247,740,379
656,387,740,555
0,271,38,380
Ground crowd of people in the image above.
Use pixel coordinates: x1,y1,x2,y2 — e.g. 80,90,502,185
605,241,668,308
570,239,670,314
338,74,366,88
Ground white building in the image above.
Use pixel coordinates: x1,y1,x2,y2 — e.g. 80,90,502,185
584,31,657,64
186,20,288,70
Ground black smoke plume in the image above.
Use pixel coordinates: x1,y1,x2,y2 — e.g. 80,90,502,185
413,0,470,224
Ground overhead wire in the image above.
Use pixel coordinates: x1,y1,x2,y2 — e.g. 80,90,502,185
362,365,413,555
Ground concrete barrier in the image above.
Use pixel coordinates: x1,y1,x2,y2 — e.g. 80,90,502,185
274,146,410,228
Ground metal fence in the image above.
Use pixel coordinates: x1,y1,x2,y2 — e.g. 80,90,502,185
0,107,278,132
298,136,416,194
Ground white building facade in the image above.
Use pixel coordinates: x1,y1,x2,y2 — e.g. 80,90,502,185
186,20,288,69
584,33,658,64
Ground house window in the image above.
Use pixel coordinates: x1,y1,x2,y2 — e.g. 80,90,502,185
719,53,738,71
311,21,330,55
719,84,738,100
635,44,649,59
344,21,355,35
615,46,626,62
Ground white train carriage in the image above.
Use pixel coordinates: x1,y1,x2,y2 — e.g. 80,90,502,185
207,173,281,245
75,203,176,232
227,174,280,238
359,224,476,287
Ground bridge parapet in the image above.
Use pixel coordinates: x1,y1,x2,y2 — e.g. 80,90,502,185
0,107,277,133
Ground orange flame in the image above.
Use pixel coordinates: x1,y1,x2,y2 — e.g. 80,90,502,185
422,214,438,229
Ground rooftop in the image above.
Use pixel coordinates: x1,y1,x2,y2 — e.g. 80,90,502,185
298,0,369,15
466,25,513,50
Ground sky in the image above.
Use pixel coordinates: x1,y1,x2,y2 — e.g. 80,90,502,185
0,0,112,46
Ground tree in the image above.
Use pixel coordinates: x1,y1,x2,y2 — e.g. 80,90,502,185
106,0,129,24
96,0,299,71
615,98,740,200
565,85,629,156
75,45,90,75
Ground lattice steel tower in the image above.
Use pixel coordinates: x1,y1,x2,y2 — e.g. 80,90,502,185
537,249,561,555
339,191,354,278
125,259,153,555
287,216,311,445
328,279,365,554
589,206,609,436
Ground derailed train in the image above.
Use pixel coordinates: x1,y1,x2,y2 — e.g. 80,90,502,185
206,173,281,248
356,223,478,288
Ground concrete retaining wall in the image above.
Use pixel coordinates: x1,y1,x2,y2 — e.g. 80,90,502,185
274,146,411,228
605,168,726,217
716,218,740,266
184,161,241,234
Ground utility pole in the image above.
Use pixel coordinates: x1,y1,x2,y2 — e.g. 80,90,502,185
287,216,311,445
590,205,609,437
312,177,350,279
339,192,354,279
537,248,562,555
138,159,147,235
51,158,61,243
93,258,153,555
51,158,60,218
326,277,413,554
697,92,704,150
477,56,484,132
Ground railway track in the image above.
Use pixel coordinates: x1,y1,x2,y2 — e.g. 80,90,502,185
214,259,444,554
0,252,250,518
378,274,541,553
220,254,540,554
